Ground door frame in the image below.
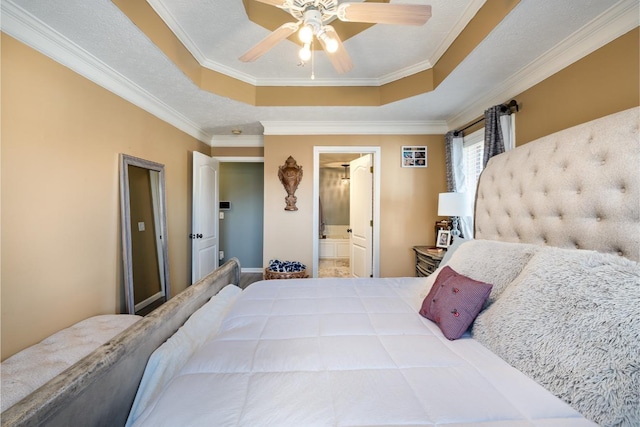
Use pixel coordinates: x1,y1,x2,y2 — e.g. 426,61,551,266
312,146,381,278
213,156,265,273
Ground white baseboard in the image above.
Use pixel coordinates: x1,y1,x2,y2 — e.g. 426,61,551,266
241,268,263,274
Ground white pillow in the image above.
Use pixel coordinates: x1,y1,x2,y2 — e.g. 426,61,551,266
472,247,640,426
444,239,540,306
439,236,471,265
126,285,242,426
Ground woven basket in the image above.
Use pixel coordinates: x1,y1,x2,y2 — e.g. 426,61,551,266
264,268,308,280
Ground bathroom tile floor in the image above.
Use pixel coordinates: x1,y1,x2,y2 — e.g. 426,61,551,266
319,258,351,278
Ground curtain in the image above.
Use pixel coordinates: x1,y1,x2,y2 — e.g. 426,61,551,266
483,104,514,167
444,131,473,238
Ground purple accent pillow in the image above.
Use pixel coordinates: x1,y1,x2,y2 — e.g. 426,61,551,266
419,266,457,321
419,267,493,340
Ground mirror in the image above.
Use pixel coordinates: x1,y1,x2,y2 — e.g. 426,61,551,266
119,154,170,315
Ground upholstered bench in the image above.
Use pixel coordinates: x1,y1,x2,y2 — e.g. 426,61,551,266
1,314,141,412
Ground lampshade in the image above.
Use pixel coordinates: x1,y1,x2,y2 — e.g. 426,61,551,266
438,192,472,217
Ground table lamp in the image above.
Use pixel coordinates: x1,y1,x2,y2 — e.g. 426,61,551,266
438,192,472,237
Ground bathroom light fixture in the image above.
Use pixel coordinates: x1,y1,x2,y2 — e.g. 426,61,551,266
341,164,350,184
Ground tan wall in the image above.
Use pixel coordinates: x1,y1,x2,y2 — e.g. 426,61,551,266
453,28,639,145
1,34,210,360
514,28,639,145
263,135,447,278
211,146,264,157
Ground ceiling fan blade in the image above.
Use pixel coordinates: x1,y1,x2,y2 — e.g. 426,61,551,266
252,0,287,6
337,3,432,26
318,26,353,74
239,22,299,62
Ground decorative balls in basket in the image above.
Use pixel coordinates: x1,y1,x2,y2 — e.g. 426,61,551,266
264,259,308,280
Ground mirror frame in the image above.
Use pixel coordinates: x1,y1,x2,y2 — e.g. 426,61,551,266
119,154,171,314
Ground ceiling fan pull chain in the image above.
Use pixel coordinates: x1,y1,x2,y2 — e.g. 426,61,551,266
311,39,315,80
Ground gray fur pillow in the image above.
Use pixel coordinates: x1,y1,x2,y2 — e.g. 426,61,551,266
472,247,640,427
444,239,540,307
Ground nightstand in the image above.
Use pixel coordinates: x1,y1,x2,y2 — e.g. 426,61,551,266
413,246,445,277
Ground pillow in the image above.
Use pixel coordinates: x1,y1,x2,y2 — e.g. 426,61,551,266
439,237,471,265
444,239,539,307
419,267,492,340
472,247,640,426
419,266,457,320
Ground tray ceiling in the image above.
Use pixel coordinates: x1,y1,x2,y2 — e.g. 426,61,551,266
1,0,637,144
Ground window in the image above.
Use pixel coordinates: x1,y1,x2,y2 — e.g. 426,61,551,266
462,128,485,199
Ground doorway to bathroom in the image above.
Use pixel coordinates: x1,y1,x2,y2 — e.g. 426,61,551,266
312,147,380,278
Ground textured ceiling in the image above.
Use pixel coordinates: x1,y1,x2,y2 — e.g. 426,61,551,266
2,0,637,145
149,0,479,84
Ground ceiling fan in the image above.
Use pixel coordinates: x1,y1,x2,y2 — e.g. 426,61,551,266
239,0,432,74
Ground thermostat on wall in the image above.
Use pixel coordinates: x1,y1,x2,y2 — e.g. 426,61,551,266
219,201,231,210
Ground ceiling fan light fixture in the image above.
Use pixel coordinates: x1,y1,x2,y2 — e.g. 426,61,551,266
299,43,312,61
317,30,338,53
298,24,314,44
241,0,431,74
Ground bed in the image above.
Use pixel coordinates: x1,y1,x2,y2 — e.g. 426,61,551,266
2,106,638,426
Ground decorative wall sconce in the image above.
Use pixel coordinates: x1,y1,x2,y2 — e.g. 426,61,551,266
278,156,303,211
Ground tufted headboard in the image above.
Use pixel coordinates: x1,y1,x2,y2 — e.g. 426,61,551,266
475,107,639,262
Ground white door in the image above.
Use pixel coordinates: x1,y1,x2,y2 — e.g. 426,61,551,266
349,154,373,277
192,152,219,283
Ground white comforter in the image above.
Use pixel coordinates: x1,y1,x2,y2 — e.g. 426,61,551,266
132,277,594,426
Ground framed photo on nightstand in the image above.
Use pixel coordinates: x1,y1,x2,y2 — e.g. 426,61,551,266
436,230,451,248
435,220,451,235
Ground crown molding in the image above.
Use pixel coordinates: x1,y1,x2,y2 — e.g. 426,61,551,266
377,60,432,86
147,0,262,86
428,0,486,66
261,121,449,135
147,0,434,88
210,135,265,147
0,0,212,143
447,0,639,130
254,75,379,87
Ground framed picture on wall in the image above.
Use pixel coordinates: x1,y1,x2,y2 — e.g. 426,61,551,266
436,230,451,248
401,146,427,167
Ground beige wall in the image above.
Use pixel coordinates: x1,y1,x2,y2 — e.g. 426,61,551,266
514,28,639,145
457,28,640,144
1,34,210,360
211,146,264,157
263,135,447,278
